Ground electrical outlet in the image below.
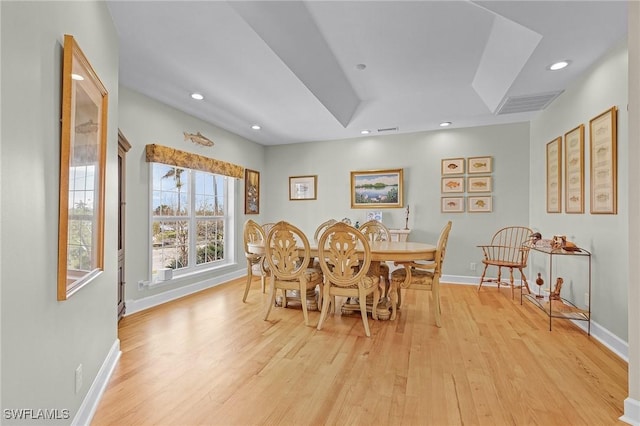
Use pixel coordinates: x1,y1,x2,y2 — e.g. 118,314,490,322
75,364,83,394
138,280,145,290
470,262,477,271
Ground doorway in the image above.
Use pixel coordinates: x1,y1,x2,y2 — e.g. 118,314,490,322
117,130,131,320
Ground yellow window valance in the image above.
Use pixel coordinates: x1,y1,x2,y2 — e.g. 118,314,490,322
145,144,244,179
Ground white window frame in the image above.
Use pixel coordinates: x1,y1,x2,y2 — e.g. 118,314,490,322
149,163,235,282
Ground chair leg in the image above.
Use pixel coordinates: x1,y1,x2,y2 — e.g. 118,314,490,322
497,267,502,291
509,267,515,299
372,286,380,321
478,263,489,291
358,291,371,337
432,282,442,327
317,287,331,331
264,276,277,321
243,263,254,303
300,282,309,326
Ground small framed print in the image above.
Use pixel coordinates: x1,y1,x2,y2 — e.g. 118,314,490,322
467,176,492,193
441,158,465,175
289,175,317,200
441,197,464,213
441,177,464,193
590,106,617,214
467,156,492,174
468,196,492,212
564,124,585,213
546,137,562,213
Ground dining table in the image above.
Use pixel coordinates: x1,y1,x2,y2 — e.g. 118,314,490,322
247,239,437,321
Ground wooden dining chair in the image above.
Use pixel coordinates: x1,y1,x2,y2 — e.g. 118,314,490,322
389,221,452,327
477,226,533,299
263,221,323,326
242,219,268,302
316,222,380,337
358,220,392,294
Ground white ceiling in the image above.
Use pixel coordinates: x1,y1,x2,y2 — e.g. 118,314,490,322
107,1,627,146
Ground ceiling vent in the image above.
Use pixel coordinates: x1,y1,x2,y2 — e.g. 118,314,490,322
377,127,398,133
495,91,563,115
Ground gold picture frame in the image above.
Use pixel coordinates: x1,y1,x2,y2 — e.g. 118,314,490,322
441,158,465,175
441,177,464,193
467,156,493,174
468,196,492,212
564,124,585,213
289,175,317,200
546,137,562,213
467,176,492,193
590,106,618,214
58,35,108,301
351,169,403,208
244,168,260,214
441,197,465,213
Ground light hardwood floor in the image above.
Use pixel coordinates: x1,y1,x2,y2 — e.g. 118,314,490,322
92,278,628,426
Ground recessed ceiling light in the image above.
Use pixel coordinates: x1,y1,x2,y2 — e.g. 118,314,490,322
440,122,452,127
548,60,571,71
71,73,84,81
360,129,371,135
251,124,261,130
190,93,204,100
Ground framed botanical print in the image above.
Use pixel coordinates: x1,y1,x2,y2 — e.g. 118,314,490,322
441,197,464,213
590,106,617,214
441,177,464,193
546,137,562,213
564,124,584,213
467,176,492,193
468,196,492,212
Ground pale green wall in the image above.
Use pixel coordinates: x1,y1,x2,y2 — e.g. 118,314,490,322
529,40,629,340
263,122,530,279
118,87,265,301
1,0,119,421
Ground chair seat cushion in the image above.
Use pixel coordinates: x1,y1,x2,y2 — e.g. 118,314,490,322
390,267,434,287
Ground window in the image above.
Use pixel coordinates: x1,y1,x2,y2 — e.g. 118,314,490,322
151,163,231,278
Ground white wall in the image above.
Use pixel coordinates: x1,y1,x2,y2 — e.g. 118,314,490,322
118,87,265,302
529,40,629,340
263,122,531,279
1,0,119,420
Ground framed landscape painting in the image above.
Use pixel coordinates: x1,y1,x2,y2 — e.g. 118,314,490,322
351,169,403,208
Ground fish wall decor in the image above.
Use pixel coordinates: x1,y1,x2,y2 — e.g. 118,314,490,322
184,131,214,147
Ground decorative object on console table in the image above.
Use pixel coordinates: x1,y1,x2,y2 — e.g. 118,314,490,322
564,124,585,213
289,175,317,200
350,169,403,208
404,205,409,230
546,137,562,213
589,106,618,214
244,168,260,214
467,156,492,174
58,34,108,301
535,273,544,299
367,211,383,222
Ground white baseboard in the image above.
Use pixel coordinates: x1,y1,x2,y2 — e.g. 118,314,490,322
72,339,121,426
442,275,629,362
125,269,244,315
621,397,640,425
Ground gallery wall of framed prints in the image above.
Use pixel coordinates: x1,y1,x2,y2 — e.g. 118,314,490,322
441,156,493,213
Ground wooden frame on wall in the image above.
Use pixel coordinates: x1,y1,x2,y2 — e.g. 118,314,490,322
590,106,618,214
244,168,260,214
441,197,465,213
467,156,492,174
441,158,465,175
546,137,562,213
58,35,109,301
468,196,492,212
441,177,464,193
351,169,403,208
289,175,317,200
564,124,585,213
467,176,492,193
